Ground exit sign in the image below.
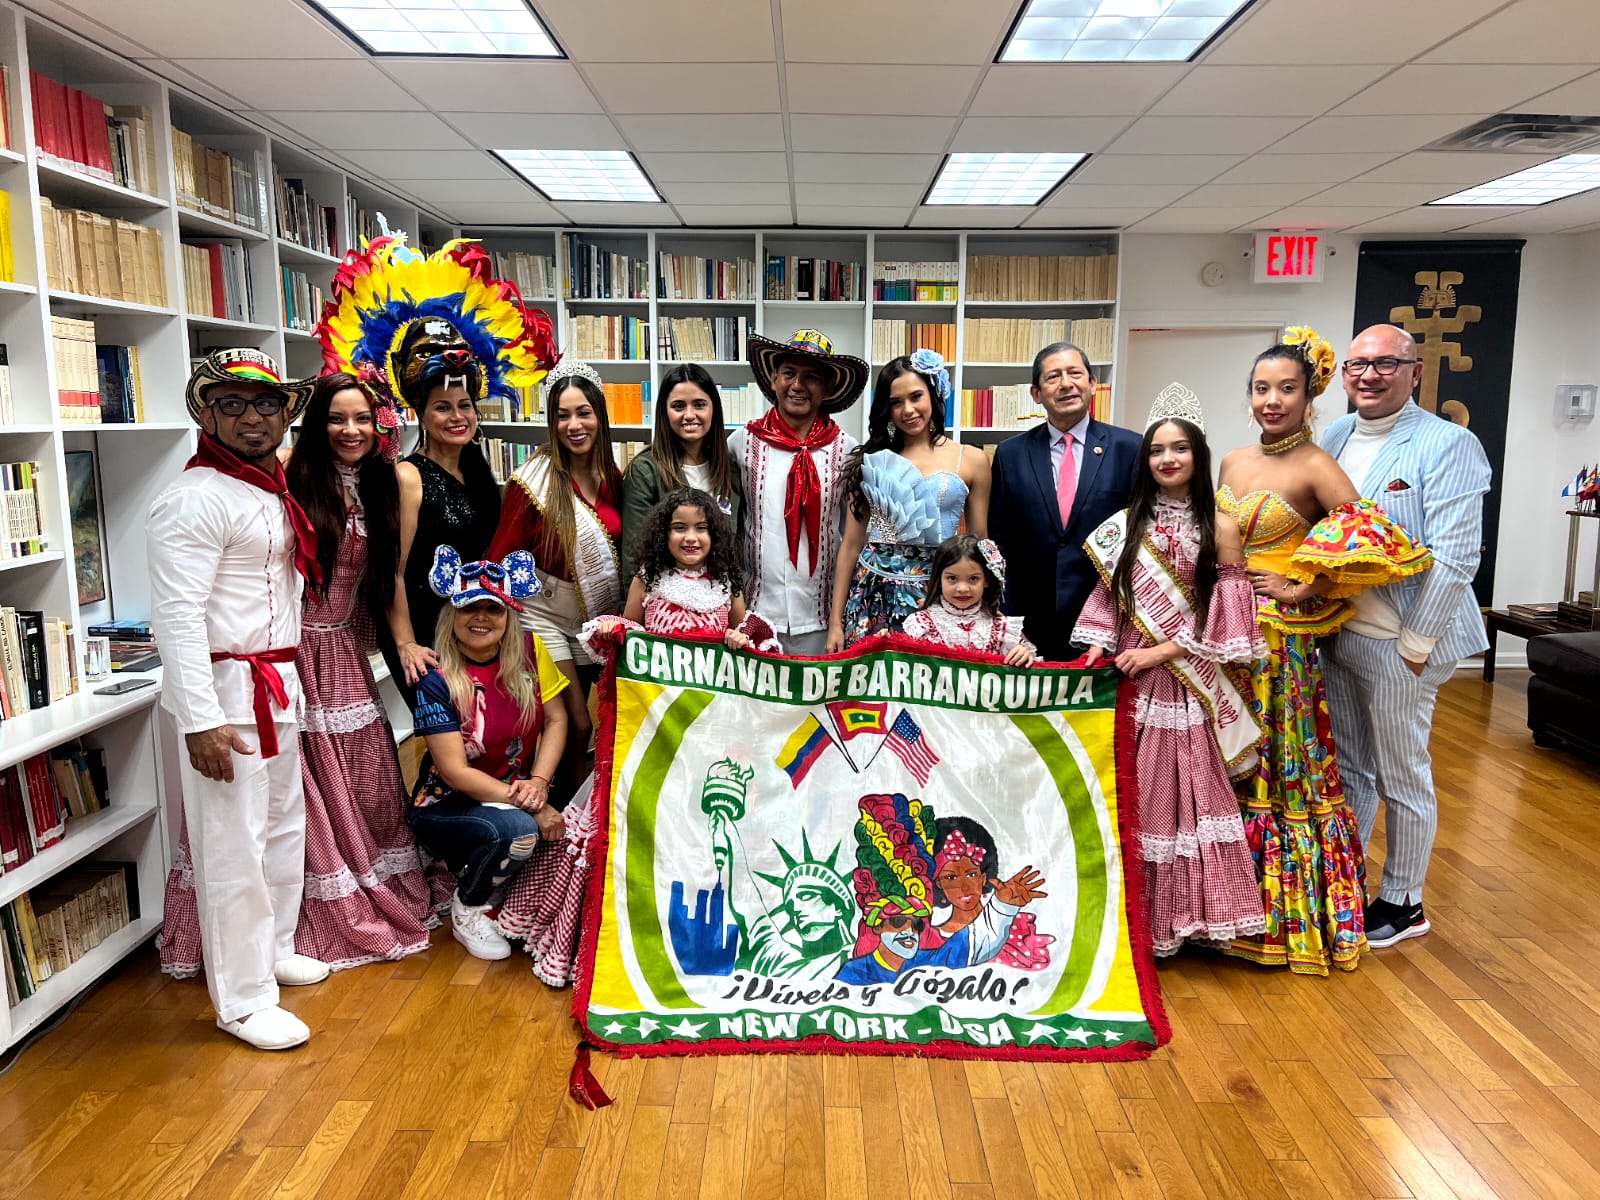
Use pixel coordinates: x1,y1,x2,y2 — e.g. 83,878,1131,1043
1252,232,1325,283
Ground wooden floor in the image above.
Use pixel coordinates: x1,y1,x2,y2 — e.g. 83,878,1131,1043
3,671,1598,1199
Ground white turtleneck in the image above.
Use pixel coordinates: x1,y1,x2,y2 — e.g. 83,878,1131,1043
1336,406,1436,663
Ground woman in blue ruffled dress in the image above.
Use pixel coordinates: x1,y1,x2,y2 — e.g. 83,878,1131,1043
827,351,991,650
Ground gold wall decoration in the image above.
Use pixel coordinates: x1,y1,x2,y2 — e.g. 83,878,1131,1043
1387,270,1481,427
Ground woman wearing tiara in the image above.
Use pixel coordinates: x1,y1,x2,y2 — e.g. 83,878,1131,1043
1073,384,1267,957
1216,327,1431,975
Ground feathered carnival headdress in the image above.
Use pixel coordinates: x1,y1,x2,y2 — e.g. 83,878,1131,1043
1280,325,1336,399
314,215,560,449
851,792,939,928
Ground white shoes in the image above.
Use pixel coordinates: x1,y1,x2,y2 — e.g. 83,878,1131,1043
217,1005,309,1051
274,954,330,986
452,894,511,960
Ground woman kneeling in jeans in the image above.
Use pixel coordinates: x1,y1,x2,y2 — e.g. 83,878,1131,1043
407,545,569,960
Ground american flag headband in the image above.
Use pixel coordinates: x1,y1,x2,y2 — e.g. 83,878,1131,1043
458,562,522,612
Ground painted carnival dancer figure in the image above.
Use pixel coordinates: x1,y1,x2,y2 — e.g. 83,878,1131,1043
1073,383,1268,957
828,351,990,649
1216,327,1432,975
903,535,1036,666
149,349,328,1051
729,329,865,656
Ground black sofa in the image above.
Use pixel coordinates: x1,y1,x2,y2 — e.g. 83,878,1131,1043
1527,631,1600,757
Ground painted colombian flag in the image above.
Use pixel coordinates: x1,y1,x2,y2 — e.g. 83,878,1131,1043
826,699,888,741
775,715,831,787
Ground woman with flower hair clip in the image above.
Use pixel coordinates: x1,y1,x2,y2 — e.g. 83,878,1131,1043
1216,326,1432,975
828,351,992,649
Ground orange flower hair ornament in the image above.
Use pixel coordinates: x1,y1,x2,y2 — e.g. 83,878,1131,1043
1281,325,1337,399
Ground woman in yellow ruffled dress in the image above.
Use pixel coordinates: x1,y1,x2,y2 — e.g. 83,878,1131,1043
1216,327,1431,975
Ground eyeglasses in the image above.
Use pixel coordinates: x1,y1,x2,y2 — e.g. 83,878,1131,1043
209,392,288,417
1340,358,1418,378
880,914,927,932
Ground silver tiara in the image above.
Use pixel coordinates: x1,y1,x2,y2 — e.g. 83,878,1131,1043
542,358,605,398
1146,381,1205,433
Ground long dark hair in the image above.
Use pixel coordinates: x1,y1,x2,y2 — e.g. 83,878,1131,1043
285,372,400,614
923,534,1002,616
536,374,624,569
1248,343,1318,423
1112,418,1219,628
631,488,742,593
842,355,950,519
649,363,735,499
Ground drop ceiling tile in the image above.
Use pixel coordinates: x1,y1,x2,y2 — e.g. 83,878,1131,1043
1131,207,1280,233
1459,207,1600,233
1172,182,1326,208
397,179,545,206
783,0,1013,65
1519,68,1600,113
785,65,980,117
796,183,926,206
1208,0,1504,66
792,116,957,155
442,201,566,225
616,114,785,153
533,0,776,60
67,0,360,58
1344,207,1520,234
265,110,462,151
1253,206,1405,230
550,202,681,226
445,113,626,150
1023,207,1155,229
1351,151,1567,185
29,0,155,57
1333,65,1589,116
792,153,941,184
1069,155,1242,185
157,62,249,112
639,153,789,183
674,205,795,226
1107,117,1303,156
1214,153,1396,183
1421,0,1600,63
585,63,779,115
1149,66,1386,117
379,61,602,115
911,206,1033,228
1303,181,1459,207
348,150,517,181
950,117,1128,153
795,206,912,227
657,181,792,205
248,110,331,150
968,65,1187,118
1268,114,1475,154
1043,183,1194,208
171,58,419,113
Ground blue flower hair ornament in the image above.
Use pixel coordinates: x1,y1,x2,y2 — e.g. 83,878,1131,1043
908,348,952,405
429,545,541,613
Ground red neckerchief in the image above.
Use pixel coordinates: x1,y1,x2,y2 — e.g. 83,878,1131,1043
186,433,322,588
747,407,842,568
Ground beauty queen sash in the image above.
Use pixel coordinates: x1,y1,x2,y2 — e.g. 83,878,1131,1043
513,455,621,622
1086,513,1264,777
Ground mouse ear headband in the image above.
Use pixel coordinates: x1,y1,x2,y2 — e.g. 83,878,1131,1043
428,545,542,612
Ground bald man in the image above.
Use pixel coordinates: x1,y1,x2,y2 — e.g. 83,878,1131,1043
1320,324,1491,949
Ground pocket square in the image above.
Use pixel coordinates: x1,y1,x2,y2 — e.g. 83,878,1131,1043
1384,478,1412,493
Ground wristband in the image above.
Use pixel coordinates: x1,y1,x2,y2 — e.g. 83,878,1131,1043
529,775,550,787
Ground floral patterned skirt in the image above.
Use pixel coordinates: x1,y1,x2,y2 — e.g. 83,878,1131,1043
1226,624,1367,975
841,542,935,646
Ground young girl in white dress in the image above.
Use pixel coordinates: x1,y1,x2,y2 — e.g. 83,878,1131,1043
902,535,1036,667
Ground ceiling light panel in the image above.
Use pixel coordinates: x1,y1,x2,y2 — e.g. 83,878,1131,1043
999,0,1254,63
496,149,663,202
926,152,1085,205
315,0,562,57
1429,154,1600,205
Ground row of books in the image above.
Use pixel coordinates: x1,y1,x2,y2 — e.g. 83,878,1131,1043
281,267,326,333
0,743,109,872
872,260,959,302
38,198,168,308
492,250,557,301
963,317,1115,365
964,254,1118,302
2,864,137,1006
599,381,650,426
171,129,263,230
564,234,648,300
93,344,146,425
657,252,758,301
0,192,13,283
959,381,1111,429
0,608,77,713
30,71,157,195
659,316,750,363
871,320,955,363
181,240,255,323
484,434,658,484
568,314,649,361
764,255,862,302
87,619,159,673
0,467,46,561
275,171,338,257
53,323,149,426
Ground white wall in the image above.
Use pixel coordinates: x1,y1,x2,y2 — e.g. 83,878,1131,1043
1116,232,1600,639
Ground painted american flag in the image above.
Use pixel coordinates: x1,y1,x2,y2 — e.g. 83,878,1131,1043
885,709,940,785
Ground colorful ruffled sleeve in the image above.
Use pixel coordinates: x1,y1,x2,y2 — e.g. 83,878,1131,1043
1285,499,1432,598
1175,562,1266,664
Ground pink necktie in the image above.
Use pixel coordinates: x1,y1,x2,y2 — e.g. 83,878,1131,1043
1056,432,1077,528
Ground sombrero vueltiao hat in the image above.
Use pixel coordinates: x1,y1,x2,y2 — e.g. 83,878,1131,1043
184,348,316,425
747,328,868,415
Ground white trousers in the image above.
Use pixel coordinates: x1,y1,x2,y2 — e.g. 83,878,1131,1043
178,720,305,1022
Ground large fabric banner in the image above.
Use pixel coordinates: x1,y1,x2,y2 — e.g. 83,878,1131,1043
574,634,1169,1062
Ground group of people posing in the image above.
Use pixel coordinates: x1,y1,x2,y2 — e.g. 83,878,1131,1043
145,236,1488,1052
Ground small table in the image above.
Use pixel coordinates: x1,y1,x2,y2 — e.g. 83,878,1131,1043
1482,608,1589,682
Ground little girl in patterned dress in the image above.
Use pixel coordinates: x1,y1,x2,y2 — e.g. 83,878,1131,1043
902,534,1036,666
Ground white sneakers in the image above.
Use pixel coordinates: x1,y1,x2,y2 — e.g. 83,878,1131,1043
452,893,511,960
217,1005,310,1051
274,954,331,986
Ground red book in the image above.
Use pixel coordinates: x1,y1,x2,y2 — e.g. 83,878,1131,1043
23,752,64,850
0,768,20,868
27,71,55,158
64,83,86,169
205,244,225,317
85,95,114,180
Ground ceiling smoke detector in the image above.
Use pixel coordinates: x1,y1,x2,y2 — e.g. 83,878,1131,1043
1423,114,1600,155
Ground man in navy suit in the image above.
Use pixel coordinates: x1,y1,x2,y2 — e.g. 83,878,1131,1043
989,342,1142,661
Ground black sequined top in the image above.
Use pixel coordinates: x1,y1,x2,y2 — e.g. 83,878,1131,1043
401,452,502,652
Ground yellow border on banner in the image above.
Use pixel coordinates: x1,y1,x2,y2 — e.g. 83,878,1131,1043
1068,708,1142,1017
589,676,665,1012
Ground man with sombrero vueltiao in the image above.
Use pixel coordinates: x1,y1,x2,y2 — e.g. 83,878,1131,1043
730,329,867,656
147,348,332,1051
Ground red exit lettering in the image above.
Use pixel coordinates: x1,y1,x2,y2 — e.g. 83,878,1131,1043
1266,234,1319,278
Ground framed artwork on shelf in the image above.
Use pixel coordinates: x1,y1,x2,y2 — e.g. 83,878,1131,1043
66,449,108,604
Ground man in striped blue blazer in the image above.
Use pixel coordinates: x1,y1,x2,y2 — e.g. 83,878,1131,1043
1321,323,1492,949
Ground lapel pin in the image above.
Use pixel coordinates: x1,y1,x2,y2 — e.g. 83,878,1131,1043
1093,445,1103,455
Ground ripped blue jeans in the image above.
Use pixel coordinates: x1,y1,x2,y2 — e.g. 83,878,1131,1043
406,796,540,906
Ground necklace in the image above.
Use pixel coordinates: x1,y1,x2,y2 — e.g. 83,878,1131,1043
1260,426,1312,455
